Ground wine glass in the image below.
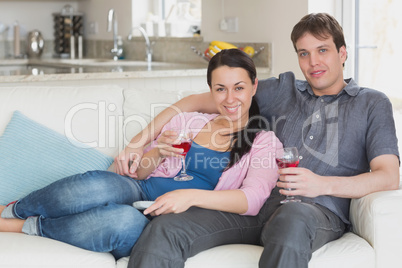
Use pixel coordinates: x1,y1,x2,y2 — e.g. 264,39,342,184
172,128,193,181
276,147,301,204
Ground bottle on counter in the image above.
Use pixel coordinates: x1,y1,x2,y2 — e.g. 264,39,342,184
13,21,20,58
78,35,83,59
70,35,75,59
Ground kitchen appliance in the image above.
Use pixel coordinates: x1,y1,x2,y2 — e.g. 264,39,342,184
27,30,44,58
52,5,84,58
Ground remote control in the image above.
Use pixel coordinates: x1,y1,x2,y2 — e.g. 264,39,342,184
132,201,155,210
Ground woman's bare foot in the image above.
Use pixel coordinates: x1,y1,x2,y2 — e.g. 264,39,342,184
0,206,24,232
0,205,5,216
0,217,24,233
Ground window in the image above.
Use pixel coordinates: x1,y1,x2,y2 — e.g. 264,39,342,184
132,0,201,37
343,0,402,175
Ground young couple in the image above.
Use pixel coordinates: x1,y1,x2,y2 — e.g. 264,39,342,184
1,13,400,268
0,47,281,258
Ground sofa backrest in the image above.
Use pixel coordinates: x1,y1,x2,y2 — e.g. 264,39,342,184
0,85,209,158
122,87,209,148
0,85,124,158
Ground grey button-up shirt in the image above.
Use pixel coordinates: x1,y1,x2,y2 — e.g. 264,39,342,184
256,72,399,224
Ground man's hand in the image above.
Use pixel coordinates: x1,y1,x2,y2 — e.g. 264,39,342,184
278,155,400,199
277,167,327,198
114,146,144,178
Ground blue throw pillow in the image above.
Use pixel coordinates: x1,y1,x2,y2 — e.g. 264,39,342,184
0,111,114,205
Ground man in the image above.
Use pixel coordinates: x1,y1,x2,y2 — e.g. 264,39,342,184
115,13,400,267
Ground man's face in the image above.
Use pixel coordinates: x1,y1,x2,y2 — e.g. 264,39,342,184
295,32,347,96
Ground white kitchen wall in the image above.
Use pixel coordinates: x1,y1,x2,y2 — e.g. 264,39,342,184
0,1,79,41
0,0,341,78
77,0,132,41
201,0,308,78
0,0,132,43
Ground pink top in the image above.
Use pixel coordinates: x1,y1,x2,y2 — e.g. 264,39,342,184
144,112,282,216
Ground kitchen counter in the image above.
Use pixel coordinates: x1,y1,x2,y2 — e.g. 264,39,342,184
0,58,271,93
0,58,208,82
0,58,270,83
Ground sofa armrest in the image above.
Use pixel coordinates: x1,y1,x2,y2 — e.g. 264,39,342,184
350,185,402,267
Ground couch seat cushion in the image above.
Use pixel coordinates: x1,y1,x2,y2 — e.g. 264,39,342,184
0,233,116,268
118,232,374,268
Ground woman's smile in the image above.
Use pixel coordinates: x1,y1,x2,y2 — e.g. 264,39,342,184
224,104,241,113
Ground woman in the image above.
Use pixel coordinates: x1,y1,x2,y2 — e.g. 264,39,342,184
0,49,282,259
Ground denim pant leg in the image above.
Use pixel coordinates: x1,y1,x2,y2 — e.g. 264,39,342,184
13,170,146,219
37,203,149,259
128,206,264,268
259,202,346,268
8,170,149,259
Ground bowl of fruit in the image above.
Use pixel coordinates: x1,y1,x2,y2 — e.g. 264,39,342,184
191,41,264,62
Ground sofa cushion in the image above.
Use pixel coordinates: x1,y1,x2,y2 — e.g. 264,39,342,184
123,88,180,147
0,233,116,268
123,88,208,146
0,111,113,205
117,232,374,268
0,85,124,157
309,232,374,268
182,233,374,268
350,186,402,267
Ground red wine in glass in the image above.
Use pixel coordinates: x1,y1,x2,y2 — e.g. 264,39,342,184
276,147,301,204
173,141,191,156
276,159,299,168
172,129,193,181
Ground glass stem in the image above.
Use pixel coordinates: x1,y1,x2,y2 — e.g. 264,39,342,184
286,188,293,199
181,156,187,174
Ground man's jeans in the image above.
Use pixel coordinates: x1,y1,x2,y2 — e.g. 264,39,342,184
4,170,149,259
129,187,346,268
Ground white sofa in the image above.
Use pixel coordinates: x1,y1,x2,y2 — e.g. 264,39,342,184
0,85,401,268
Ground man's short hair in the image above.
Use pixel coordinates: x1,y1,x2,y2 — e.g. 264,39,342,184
291,13,347,53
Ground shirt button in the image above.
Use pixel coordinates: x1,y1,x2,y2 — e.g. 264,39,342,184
299,156,303,160
315,114,320,119
320,99,324,103
309,136,314,140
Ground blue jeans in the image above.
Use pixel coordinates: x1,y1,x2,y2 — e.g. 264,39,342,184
129,187,346,268
10,170,150,259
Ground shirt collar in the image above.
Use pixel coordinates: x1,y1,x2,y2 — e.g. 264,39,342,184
297,77,360,97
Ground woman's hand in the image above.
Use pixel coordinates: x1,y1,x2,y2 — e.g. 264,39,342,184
155,130,184,158
144,189,194,216
114,146,144,178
